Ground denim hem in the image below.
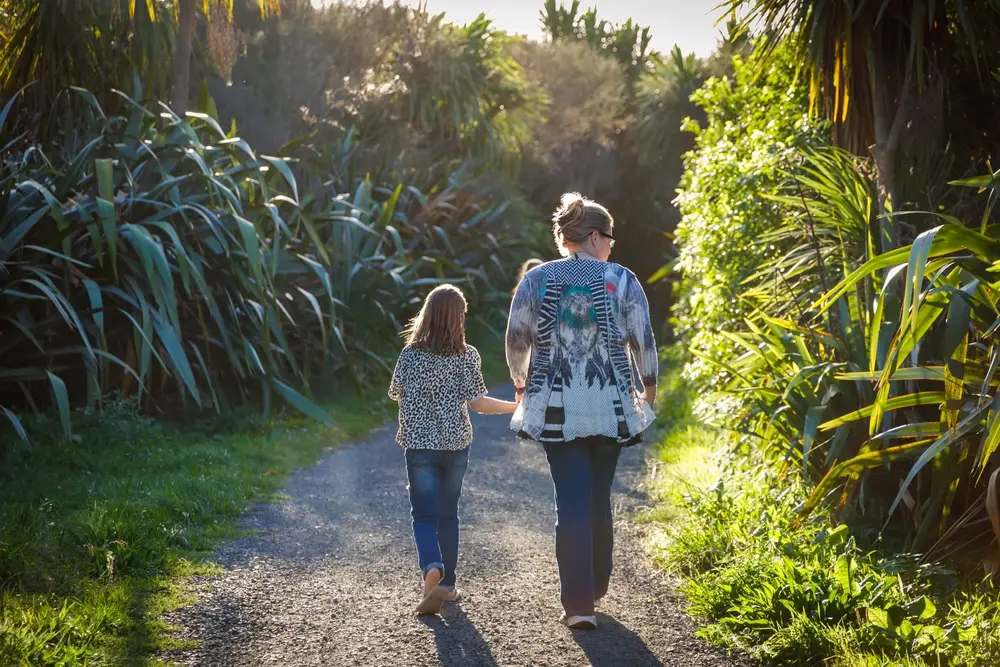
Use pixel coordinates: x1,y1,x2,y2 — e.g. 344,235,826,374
423,562,445,578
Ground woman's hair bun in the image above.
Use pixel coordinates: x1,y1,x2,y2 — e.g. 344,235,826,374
554,192,586,230
549,192,613,257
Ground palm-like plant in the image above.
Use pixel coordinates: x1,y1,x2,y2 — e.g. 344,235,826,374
360,14,546,171
539,0,580,42
0,0,281,117
538,0,654,95
721,0,1000,251
634,46,706,166
0,0,173,110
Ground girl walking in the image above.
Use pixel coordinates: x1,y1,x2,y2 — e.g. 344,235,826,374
389,284,517,615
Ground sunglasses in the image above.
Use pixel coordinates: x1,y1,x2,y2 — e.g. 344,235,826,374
597,231,615,248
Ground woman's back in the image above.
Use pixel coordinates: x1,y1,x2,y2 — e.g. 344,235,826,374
506,255,656,444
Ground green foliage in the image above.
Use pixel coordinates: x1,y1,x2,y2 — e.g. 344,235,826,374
633,46,708,168
285,7,546,175
653,433,1000,666
390,15,547,169
0,0,173,110
0,87,530,440
673,43,829,384
539,0,654,92
508,38,624,158
696,146,1000,549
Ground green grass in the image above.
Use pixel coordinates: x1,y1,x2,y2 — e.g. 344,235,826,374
640,345,725,526
0,392,388,666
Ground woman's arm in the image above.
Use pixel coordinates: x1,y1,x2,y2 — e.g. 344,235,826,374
506,269,543,390
624,270,658,407
469,396,518,414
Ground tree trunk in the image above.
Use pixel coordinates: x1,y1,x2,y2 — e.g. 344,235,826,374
172,0,196,115
869,46,902,253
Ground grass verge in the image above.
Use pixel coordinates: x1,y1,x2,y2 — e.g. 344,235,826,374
0,392,386,666
643,347,1000,667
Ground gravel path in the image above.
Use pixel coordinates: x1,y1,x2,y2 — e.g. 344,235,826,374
162,385,746,667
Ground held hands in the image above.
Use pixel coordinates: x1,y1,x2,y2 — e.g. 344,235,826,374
469,395,518,415
642,385,656,409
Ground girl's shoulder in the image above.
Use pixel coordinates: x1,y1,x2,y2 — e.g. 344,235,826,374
463,345,481,361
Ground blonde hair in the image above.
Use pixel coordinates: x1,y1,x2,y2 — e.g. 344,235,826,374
403,284,467,355
513,258,545,294
551,192,613,257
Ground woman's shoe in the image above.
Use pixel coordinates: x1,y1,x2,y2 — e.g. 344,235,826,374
560,613,597,630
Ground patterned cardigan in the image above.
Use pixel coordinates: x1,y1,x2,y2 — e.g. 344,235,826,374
505,256,657,445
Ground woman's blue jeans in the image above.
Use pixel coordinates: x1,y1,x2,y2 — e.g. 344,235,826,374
405,447,469,588
543,436,622,616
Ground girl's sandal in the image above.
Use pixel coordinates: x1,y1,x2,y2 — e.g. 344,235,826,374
415,587,447,615
440,587,461,602
415,568,446,615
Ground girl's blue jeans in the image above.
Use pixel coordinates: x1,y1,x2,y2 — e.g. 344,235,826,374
405,447,469,588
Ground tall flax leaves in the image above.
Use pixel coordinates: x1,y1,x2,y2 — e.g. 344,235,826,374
0,89,513,443
805,216,1000,547
714,147,1000,548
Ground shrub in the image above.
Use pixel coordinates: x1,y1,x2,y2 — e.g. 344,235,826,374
673,42,828,385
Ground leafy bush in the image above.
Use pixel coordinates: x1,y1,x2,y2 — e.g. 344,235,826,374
705,150,1000,548
510,38,624,158
673,42,828,384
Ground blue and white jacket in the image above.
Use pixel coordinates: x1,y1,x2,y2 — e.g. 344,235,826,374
505,255,657,445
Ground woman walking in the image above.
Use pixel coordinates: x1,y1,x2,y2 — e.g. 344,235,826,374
505,193,657,630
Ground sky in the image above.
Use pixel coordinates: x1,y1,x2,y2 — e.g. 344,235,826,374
316,1,731,57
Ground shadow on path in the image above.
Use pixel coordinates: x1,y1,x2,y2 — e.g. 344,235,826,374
571,613,666,667
419,606,499,667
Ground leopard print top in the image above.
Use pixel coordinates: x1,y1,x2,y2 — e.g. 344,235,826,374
388,345,488,450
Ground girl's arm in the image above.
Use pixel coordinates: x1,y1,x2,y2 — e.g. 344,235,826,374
469,396,518,414
464,347,516,414
388,348,409,401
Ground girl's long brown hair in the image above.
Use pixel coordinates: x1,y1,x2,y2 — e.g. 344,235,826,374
403,284,467,355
